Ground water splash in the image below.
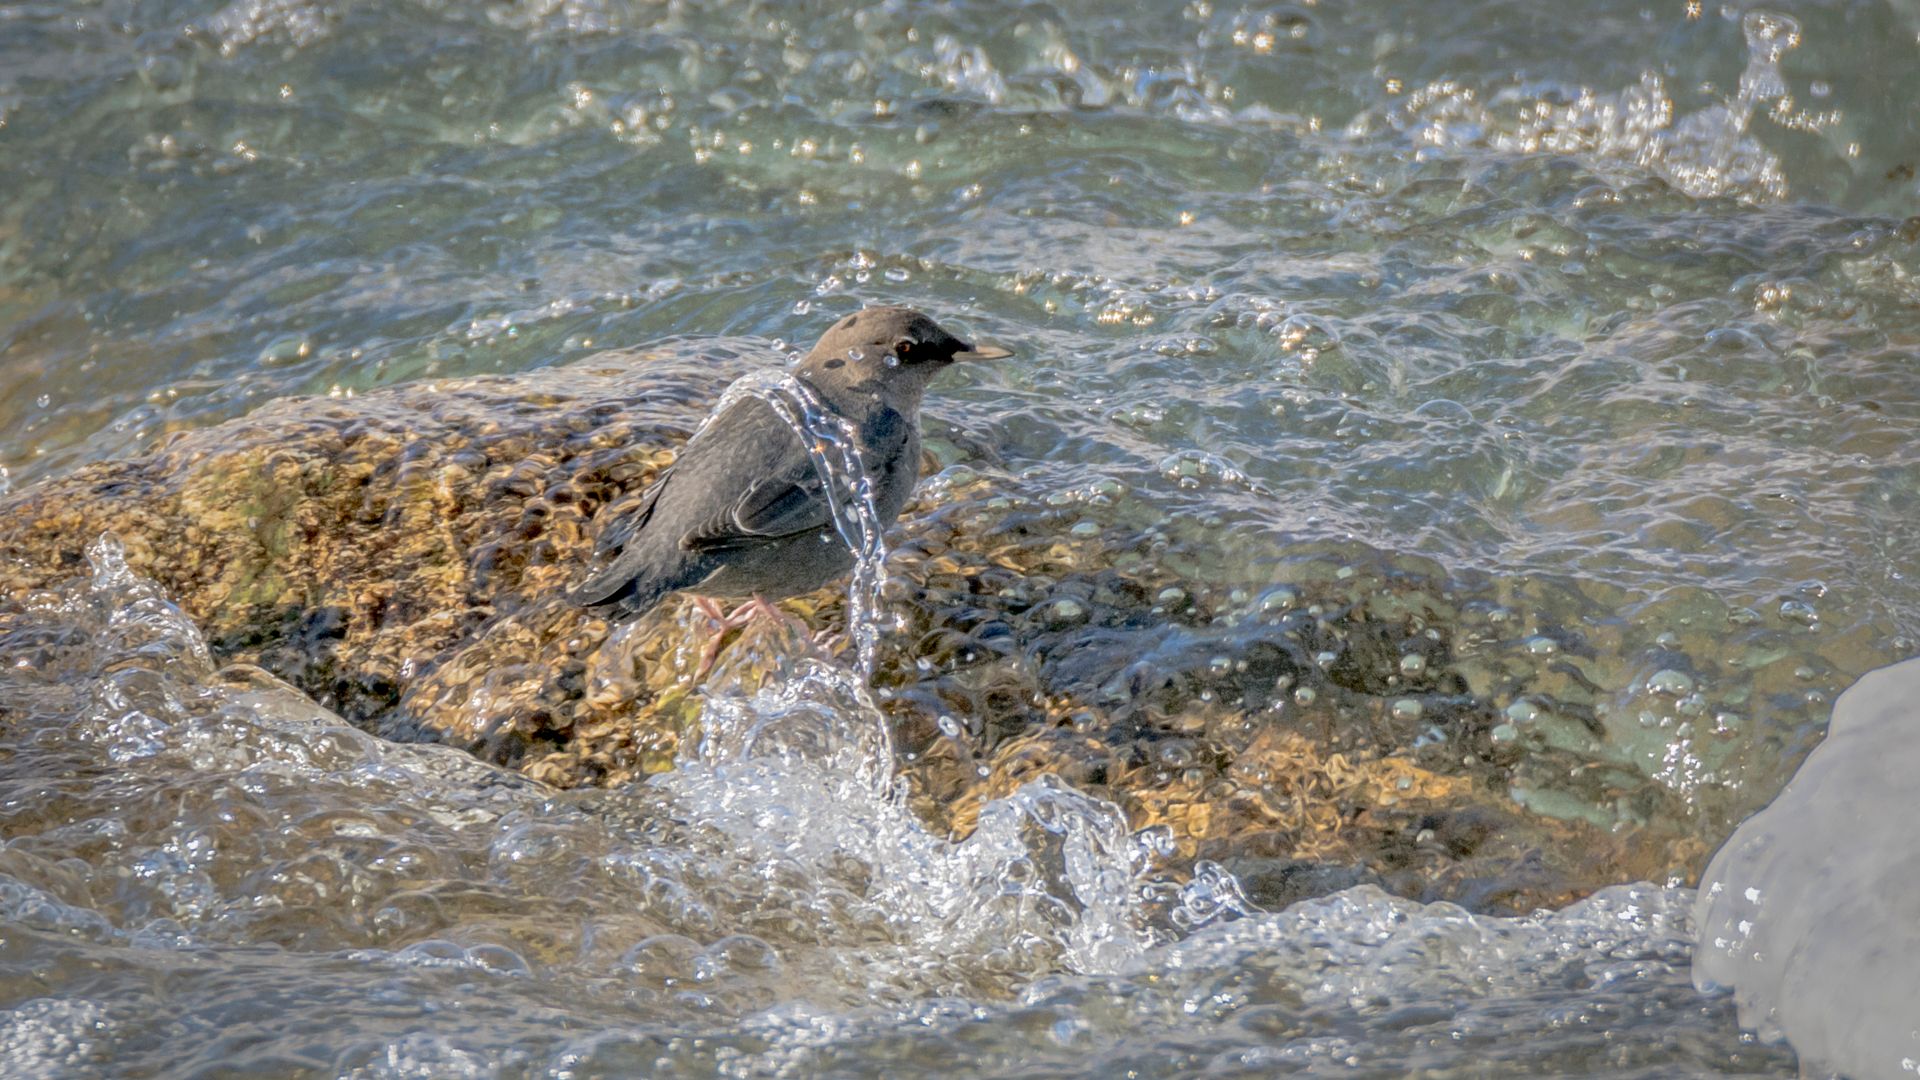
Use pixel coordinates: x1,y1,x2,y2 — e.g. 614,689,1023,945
675,370,1256,982
0,999,113,1075
1389,10,1811,202
204,0,337,52
665,680,1253,985
1647,11,1804,200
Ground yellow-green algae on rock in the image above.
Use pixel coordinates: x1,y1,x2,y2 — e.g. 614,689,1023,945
0,343,1700,912
0,345,726,771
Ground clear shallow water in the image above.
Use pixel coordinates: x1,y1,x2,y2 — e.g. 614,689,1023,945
0,538,1792,1077
4,0,1920,1073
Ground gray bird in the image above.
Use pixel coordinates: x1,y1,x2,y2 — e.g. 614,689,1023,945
570,306,1011,627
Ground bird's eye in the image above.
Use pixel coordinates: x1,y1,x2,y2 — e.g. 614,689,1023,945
894,339,914,359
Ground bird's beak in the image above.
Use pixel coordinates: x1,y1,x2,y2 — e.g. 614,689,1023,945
953,343,1013,361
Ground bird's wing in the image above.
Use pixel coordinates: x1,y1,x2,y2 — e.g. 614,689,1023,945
589,394,783,559
569,394,910,610
680,401,913,554
592,464,670,559
680,455,832,554
569,395,818,607
568,499,669,607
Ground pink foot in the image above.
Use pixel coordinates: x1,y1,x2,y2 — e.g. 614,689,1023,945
688,594,813,679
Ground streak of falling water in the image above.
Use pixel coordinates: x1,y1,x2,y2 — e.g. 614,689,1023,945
706,368,893,683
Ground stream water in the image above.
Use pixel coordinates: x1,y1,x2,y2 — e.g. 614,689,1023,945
5,0,1920,1075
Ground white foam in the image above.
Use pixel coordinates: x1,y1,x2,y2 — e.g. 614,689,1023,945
0,998,113,1079
667,656,1249,995
1388,10,1807,202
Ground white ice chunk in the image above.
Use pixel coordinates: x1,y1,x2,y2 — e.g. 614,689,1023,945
1694,655,1920,1078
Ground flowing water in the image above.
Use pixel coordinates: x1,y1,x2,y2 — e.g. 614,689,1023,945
4,0,1920,1075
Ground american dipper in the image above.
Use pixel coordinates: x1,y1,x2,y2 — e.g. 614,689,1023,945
570,306,1011,626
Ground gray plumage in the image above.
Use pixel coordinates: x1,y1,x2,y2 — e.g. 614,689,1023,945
570,307,1010,618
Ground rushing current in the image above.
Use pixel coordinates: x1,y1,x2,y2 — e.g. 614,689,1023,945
4,0,1919,1075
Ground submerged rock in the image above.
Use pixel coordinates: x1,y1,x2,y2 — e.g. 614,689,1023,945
0,343,742,784
0,342,1702,912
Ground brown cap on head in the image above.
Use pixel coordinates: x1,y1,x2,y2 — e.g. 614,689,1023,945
800,306,1012,380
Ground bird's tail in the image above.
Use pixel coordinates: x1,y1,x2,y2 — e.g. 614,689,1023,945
566,552,681,619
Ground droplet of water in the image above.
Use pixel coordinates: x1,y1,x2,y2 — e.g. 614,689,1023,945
1505,700,1542,725
1259,587,1298,614
1048,599,1088,626
1648,669,1695,697
1779,600,1818,626
258,334,310,367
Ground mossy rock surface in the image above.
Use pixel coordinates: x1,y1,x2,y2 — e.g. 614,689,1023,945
0,342,1698,912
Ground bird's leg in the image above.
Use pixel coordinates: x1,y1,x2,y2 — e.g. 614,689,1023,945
688,595,813,680
690,595,753,680
812,626,848,656
743,594,812,637
694,636,725,681
693,595,798,631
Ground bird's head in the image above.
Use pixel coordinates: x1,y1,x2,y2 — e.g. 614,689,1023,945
797,306,1010,405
